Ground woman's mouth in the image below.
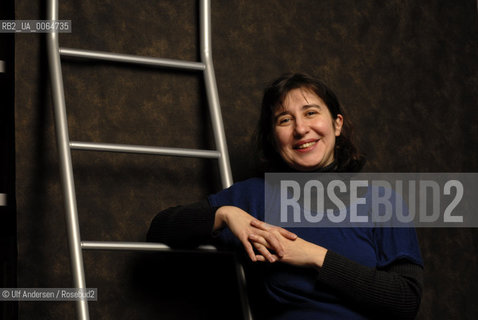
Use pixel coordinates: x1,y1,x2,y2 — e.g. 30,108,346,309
294,140,318,150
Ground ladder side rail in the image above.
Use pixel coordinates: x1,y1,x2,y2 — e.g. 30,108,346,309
235,257,254,320
200,0,233,189
201,2,252,319
47,1,90,319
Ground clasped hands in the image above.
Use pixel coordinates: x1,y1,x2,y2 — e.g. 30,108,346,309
215,206,327,268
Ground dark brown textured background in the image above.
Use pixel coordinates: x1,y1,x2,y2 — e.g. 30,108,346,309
14,0,478,319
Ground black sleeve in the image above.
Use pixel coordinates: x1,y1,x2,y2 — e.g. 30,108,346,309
146,199,216,249
317,251,423,319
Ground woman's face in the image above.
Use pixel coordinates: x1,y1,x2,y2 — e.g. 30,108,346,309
273,88,343,171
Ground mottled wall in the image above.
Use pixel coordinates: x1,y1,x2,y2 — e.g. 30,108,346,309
15,1,478,319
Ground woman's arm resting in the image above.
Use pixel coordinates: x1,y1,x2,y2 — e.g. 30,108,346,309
146,200,215,248
317,251,423,319
148,202,296,260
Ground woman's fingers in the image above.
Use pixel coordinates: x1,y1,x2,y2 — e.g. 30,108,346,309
278,228,297,240
218,206,295,262
249,220,297,257
248,233,269,247
249,233,285,258
241,237,257,262
250,219,270,230
255,255,266,262
249,232,284,257
253,242,277,263
250,219,297,240
255,231,285,257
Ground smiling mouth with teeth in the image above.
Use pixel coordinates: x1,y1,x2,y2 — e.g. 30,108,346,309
295,141,317,149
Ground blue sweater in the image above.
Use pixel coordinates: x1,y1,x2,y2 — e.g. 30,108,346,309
209,177,423,319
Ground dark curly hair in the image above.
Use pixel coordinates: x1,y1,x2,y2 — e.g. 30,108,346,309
255,73,365,172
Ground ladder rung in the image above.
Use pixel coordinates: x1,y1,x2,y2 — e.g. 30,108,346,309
70,141,221,159
81,241,217,252
60,47,206,71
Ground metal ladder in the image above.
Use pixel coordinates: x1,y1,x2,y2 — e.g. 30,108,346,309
46,1,251,319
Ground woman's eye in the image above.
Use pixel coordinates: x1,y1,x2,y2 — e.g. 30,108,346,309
278,117,291,125
306,110,318,117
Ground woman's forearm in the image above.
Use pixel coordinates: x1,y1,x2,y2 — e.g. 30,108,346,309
213,206,228,232
317,251,423,319
146,200,215,248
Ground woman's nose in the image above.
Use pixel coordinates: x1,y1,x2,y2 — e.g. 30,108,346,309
294,118,309,136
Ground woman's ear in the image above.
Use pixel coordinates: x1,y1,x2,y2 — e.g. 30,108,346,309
334,114,343,136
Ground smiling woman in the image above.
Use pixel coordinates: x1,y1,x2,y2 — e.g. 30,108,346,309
147,73,423,320
257,73,364,173
273,88,343,171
